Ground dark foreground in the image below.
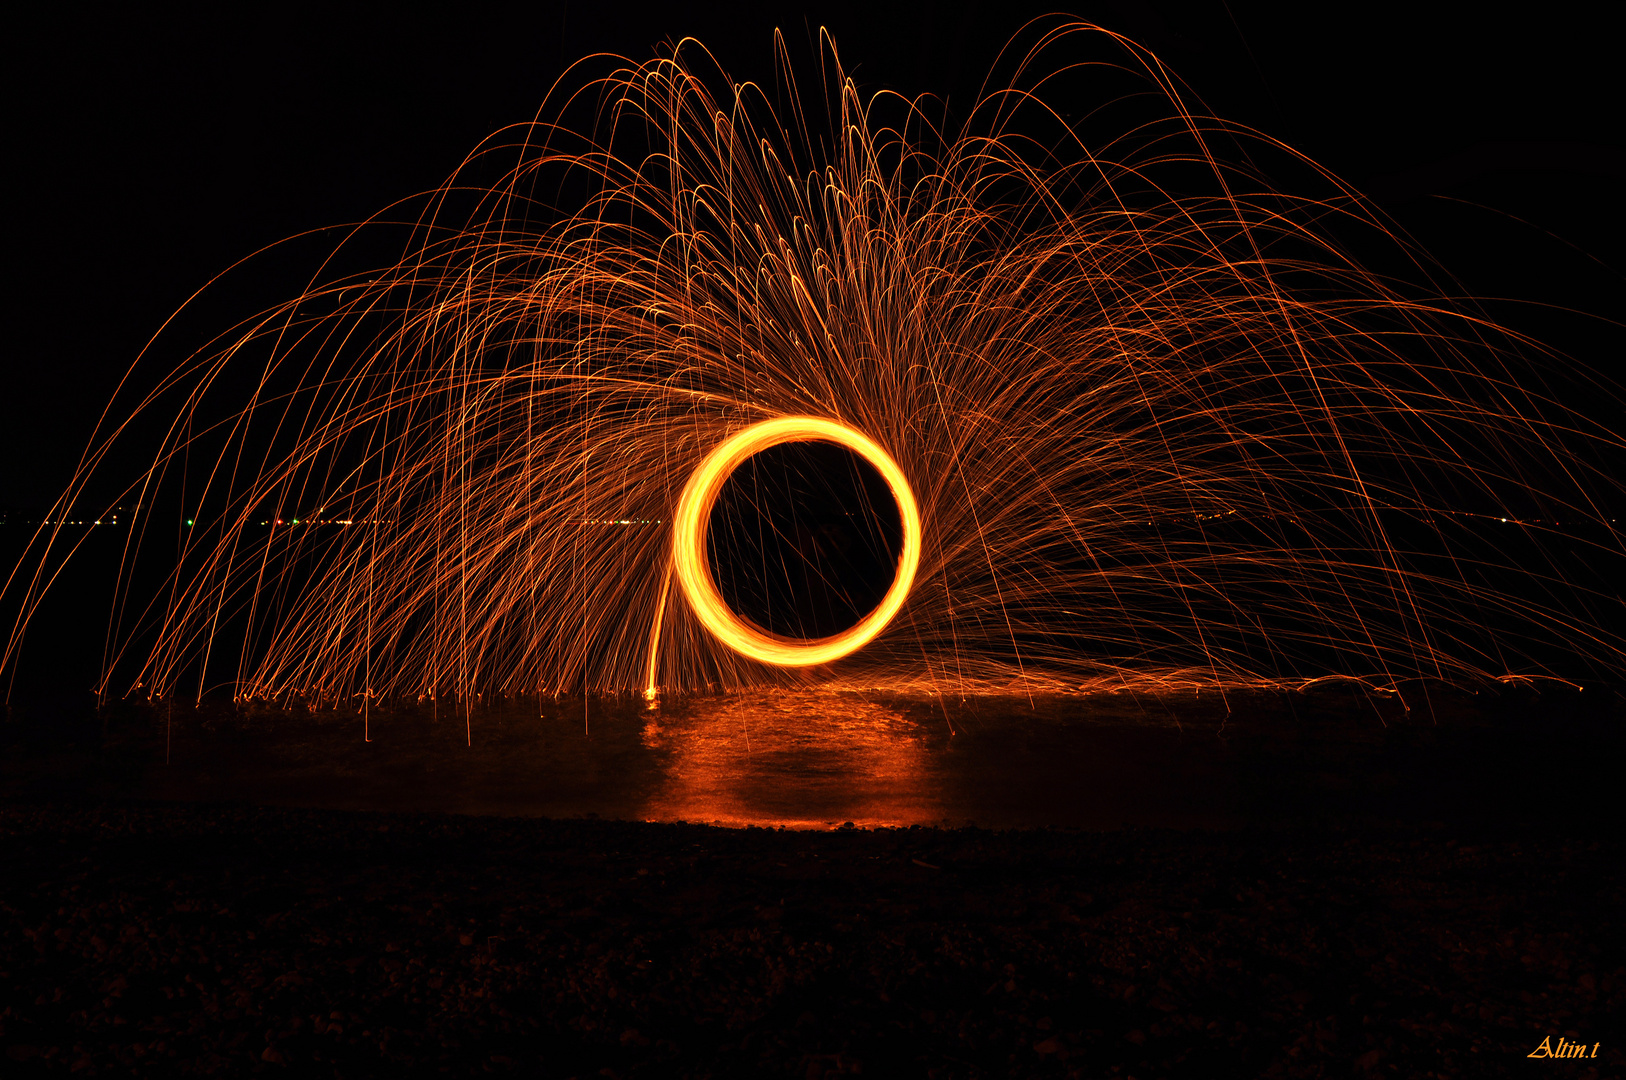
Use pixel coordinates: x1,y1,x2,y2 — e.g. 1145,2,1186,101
1,804,1620,1078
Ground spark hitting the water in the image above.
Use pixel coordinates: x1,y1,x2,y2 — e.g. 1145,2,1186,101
4,23,1623,708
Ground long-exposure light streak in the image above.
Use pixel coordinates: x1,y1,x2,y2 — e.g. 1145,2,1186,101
670,416,921,668
2,23,1622,710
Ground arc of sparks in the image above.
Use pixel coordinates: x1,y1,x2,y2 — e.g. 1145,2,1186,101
4,25,1622,709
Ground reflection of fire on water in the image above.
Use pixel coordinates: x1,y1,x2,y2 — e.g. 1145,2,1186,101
638,690,940,828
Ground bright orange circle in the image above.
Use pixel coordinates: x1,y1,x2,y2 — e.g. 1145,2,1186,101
672,416,921,666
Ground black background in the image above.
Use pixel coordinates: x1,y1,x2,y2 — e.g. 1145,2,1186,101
6,0,1623,511
708,442,905,640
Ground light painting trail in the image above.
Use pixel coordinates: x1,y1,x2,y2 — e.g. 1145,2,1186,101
2,23,1623,710
668,416,921,671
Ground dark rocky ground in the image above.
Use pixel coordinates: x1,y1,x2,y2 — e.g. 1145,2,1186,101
1,802,1621,1078
2,682,1623,1077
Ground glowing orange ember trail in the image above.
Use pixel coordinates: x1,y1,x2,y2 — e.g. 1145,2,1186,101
3,24,1622,709
670,416,922,668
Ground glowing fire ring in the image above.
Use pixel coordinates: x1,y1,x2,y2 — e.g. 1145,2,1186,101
672,416,921,666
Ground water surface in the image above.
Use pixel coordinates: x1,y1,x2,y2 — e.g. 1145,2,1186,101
7,682,1617,829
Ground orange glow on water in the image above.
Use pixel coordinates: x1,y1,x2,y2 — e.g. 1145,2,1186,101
639,691,936,828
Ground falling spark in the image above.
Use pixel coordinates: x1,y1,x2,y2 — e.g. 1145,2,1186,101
3,24,1622,710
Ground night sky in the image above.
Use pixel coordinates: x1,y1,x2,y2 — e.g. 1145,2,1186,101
7,2,1623,512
